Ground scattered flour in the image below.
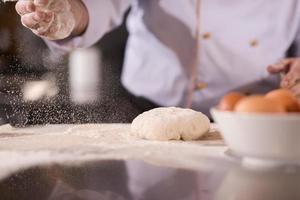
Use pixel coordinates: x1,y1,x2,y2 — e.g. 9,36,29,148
0,124,225,180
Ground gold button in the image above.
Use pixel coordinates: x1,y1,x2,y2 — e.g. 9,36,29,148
250,39,259,47
195,82,208,90
203,32,211,40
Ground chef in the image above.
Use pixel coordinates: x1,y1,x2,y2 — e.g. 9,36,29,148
15,0,300,115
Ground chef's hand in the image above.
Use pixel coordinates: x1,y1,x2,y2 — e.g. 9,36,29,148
15,0,89,40
268,58,300,98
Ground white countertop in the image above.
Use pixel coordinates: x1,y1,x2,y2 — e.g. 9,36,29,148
0,123,228,180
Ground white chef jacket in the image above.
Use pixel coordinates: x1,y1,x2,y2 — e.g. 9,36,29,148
50,0,300,114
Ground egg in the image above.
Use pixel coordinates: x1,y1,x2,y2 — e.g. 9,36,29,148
218,92,245,111
265,89,299,112
234,95,286,113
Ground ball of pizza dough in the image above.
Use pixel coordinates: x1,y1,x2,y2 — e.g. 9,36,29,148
131,107,210,141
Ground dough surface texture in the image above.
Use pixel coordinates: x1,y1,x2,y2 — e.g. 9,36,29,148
131,107,210,141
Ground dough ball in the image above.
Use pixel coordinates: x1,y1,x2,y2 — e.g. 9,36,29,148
131,107,210,141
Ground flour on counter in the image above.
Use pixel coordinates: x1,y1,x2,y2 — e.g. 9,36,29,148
0,124,225,180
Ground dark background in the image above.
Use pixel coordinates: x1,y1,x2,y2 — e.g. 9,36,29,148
0,3,132,126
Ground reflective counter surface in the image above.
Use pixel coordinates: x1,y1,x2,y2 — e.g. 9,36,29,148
0,124,299,200
1,158,300,200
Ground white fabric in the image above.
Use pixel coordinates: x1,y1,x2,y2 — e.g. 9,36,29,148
48,0,300,114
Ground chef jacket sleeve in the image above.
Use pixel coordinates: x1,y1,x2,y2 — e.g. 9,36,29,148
45,0,132,54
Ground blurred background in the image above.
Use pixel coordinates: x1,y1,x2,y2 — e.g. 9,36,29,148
0,3,133,126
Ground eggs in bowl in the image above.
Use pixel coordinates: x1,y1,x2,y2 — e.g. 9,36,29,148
217,89,300,113
211,89,300,166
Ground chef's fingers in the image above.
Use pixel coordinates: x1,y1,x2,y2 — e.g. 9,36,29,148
267,59,294,74
281,60,300,88
34,0,49,7
34,0,64,13
34,23,58,37
21,13,39,29
21,11,53,30
15,1,35,16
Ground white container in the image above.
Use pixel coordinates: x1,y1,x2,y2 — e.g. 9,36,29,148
69,48,101,104
210,108,300,165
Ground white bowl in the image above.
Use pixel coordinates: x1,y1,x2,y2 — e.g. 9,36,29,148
210,108,300,165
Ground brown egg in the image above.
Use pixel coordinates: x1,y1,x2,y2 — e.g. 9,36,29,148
265,89,299,112
234,95,286,113
218,92,245,111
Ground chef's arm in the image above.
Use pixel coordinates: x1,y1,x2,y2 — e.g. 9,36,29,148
15,0,131,53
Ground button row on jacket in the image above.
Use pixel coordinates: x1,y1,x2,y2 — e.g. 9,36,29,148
202,32,259,48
